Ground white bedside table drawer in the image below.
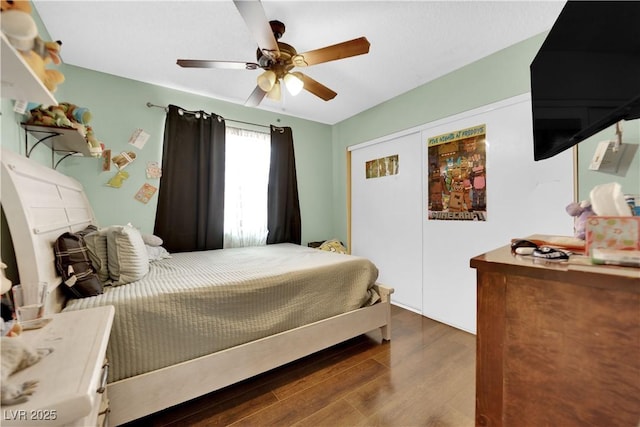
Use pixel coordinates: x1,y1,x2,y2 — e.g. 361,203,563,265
1,306,114,426
67,359,110,427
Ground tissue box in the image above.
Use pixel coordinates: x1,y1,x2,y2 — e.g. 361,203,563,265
586,216,640,254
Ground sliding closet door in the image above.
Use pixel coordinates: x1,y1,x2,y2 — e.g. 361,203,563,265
350,132,423,312
420,94,573,333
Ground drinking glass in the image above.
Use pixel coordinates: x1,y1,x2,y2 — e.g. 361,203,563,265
11,284,46,322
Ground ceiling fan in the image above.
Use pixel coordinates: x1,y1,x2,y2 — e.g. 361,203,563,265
177,0,370,107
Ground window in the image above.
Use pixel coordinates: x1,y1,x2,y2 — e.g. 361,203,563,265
223,127,270,248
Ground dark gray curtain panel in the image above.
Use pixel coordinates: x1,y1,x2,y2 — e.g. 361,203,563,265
154,105,226,252
267,126,301,245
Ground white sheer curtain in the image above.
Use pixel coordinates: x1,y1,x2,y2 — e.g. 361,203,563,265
223,127,270,248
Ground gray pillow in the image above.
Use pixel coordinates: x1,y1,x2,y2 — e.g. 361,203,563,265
106,225,149,285
84,230,109,283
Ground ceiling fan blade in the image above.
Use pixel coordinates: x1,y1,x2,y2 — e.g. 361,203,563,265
298,73,337,101
292,37,370,67
245,85,268,107
177,59,260,70
233,0,280,59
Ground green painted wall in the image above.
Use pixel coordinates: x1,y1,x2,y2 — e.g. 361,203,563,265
1,66,334,244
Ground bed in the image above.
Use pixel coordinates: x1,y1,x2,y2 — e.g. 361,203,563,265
0,148,393,426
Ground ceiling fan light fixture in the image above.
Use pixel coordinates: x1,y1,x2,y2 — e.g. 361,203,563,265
266,80,281,101
178,2,371,108
257,70,276,92
284,72,304,96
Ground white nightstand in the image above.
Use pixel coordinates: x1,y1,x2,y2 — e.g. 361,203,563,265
1,306,115,426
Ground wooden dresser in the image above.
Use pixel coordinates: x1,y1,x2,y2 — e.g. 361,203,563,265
471,241,639,427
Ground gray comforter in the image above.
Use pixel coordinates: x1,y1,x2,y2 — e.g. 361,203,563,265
64,243,379,382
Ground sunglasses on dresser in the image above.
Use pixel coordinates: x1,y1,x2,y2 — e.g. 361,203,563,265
510,239,570,261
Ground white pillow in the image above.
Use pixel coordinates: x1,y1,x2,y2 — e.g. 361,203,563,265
106,225,149,285
146,245,171,262
142,233,163,247
84,230,109,283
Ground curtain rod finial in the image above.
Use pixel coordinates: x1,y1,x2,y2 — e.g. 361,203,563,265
147,102,169,112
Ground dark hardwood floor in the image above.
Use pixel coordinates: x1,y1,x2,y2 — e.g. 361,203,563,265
123,305,476,427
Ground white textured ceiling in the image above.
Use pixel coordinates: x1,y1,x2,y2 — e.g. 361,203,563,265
33,1,566,124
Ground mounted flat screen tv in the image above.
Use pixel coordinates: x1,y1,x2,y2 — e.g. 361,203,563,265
530,1,640,161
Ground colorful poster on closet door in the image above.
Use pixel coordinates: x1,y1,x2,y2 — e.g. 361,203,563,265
427,124,486,221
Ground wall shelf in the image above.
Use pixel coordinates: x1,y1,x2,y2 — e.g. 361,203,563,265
1,33,57,106
22,124,92,168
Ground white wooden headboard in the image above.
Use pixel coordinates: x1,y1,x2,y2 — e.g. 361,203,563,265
0,148,97,313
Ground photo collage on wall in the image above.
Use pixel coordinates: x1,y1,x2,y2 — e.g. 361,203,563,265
365,154,399,179
427,124,487,221
103,128,160,204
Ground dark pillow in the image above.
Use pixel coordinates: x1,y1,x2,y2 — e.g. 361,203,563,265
54,226,103,298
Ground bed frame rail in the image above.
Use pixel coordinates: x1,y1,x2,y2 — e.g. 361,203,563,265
108,284,393,426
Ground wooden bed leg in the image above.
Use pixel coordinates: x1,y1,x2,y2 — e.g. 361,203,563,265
380,323,391,341
373,283,394,341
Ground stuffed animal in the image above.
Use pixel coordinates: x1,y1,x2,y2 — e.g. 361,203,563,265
30,102,92,128
0,0,32,14
0,4,37,51
566,200,595,240
26,104,103,157
1,337,53,405
34,39,62,65
59,102,92,125
85,126,102,157
27,104,71,127
317,239,348,254
0,0,65,92
1,1,44,51
20,50,65,92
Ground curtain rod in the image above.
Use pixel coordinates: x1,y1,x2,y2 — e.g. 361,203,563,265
146,102,284,132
